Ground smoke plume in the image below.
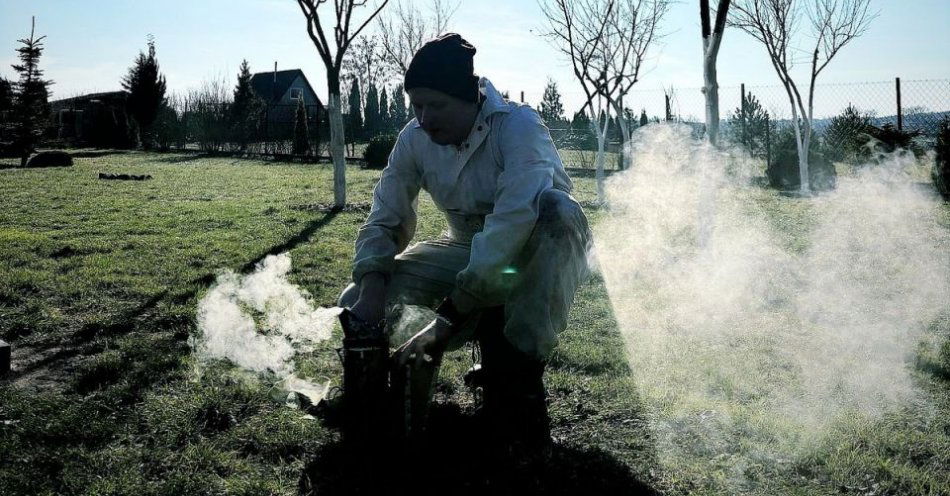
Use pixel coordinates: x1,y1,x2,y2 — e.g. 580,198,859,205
192,253,339,401
594,124,949,487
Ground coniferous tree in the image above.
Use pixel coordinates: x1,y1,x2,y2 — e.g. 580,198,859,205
390,85,408,129
364,83,381,140
0,77,14,148
378,88,390,135
122,36,167,149
570,110,595,151
0,77,13,113
539,78,565,127
10,17,52,166
345,79,363,150
727,93,774,160
823,104,872,164
231,59,263,151
639,109,648,127
293,98,310,155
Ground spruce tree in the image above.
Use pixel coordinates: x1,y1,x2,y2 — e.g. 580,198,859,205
122,36,167,149
10,17,52,167
364,83,381,140
378,88,390,135
727,93,773,159
231,59,263,151
293,98,310,155
345,79,363,149
639,109,649,127
390,85,408,129
539,79,564,127
0,77,13,113
570,110,595,150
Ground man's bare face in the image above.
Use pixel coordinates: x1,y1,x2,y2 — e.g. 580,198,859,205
408,87,478,146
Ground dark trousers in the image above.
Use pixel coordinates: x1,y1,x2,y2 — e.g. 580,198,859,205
475,306,550,447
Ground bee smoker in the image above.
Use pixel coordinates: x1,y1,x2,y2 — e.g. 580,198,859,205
338,308,390,448
338,307,443,453
389,353,441,446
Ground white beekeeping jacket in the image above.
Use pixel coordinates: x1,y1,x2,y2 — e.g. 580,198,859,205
352,77,573,305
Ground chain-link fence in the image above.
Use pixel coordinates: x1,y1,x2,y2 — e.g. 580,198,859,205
522,78,949,136
531,78,948,170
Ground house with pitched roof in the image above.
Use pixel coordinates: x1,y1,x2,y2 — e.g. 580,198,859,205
250,68,326,139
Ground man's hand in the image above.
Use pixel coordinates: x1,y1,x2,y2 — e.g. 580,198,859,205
351,272,387,326
395,317,455,369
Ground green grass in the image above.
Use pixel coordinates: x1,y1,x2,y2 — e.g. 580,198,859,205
0,151,948,495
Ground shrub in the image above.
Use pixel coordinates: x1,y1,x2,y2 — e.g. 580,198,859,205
26,150,72,167
865,123,922,157
933,116,950,200
153,103,182,152
363,134,396,169
767,126,836,191
823,104,872,163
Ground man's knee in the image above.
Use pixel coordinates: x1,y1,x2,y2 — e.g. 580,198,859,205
338,282,360,308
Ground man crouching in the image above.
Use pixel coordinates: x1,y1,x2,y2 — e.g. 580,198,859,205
338,33,592,460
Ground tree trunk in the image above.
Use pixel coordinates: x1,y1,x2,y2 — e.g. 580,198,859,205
590,112,610,204
789,104,810,193
610,99,631,170
328,91,347,208
703,40,721,146
800,119,811,194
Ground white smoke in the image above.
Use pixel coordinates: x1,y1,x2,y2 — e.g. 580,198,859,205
192,253,340,403
390,303,437,345
595,124,950,487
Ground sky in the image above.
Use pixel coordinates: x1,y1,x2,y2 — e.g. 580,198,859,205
1,0,948,119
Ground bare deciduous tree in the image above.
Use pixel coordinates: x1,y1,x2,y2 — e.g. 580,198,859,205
540,0,613,203
541,0,669,202
603,0,669,168
296,0,390,208
342,34,393,103
377,0,459,74
731,0,874,193
701,0,731,146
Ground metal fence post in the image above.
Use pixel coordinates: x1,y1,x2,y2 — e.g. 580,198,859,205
765,114,771,171
741,83,747,149
896,77,902,131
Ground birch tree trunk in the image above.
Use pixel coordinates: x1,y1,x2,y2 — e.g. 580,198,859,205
328,91,347,208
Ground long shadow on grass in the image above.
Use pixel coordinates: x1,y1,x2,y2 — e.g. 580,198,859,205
240,210,339,273
300,403,655,496
6,211,341,394
152,153,213,164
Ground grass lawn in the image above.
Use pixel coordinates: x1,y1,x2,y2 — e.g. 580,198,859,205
0,151,948,495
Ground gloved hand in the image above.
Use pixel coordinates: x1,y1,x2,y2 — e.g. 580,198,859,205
394,317,455,368
351,272,387,326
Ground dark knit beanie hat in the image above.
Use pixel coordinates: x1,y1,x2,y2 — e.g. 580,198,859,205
404,33,479,103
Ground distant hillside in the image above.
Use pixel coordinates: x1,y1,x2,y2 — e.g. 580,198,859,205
810,110,950,136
